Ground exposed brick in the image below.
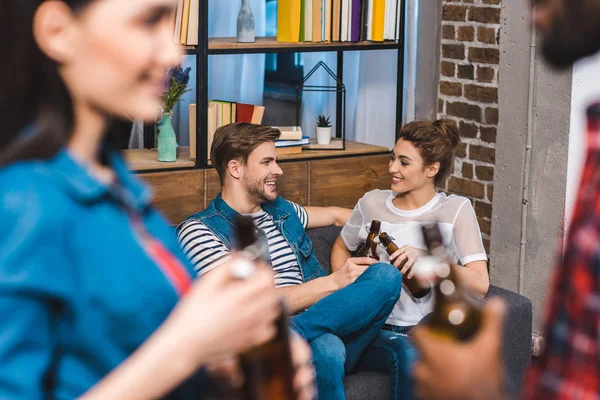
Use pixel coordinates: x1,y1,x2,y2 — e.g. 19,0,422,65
439,99,445,113
448,177,485,199
483,0,501,4
488,185,494,201
475,165,495,181
475,200,493,219
462,0,475,3
462,162,474,179
456,142,467,158
442,24,456,40
482,238,491,254
457,64,475,80
477,66,495,82
459,121,478,138
477,26,497,44
478,217,492,235
469,47,500,64
468,7,501,24
441,61,456,77
443,4,467,21
440,81,462,97
443,44,466,60
485,107,499,124
464,84,498,103
470,145,496,163
457,26,475,42
447,102,482,122
481,126,497,143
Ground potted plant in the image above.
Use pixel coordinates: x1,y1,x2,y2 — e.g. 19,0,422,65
158,66,192,162
316,114,332,145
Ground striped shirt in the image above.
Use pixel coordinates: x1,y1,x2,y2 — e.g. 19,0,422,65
177,201,308,288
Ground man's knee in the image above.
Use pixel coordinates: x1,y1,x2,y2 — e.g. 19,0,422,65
310,333,346,375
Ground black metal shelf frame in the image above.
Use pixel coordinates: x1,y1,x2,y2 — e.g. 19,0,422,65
188,0,406,170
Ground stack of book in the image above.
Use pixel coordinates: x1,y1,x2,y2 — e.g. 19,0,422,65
188,102,266,160
173,0,199,46
278,0,402,43
274,127,310,156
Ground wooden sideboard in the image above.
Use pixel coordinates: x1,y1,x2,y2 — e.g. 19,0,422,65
136,141,392,225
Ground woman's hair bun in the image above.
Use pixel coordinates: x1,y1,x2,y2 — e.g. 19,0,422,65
433,119,460,149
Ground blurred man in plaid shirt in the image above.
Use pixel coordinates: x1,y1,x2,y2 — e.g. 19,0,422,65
412,0,600,399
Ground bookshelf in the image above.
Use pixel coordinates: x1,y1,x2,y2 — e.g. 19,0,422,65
132,1,405,173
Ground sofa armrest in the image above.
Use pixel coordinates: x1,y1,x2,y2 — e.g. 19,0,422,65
486,285,532,394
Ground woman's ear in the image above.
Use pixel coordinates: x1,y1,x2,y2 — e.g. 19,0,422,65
33,1,78,64
427,162,440,179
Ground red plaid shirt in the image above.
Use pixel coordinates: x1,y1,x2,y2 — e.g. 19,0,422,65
523,104,600,400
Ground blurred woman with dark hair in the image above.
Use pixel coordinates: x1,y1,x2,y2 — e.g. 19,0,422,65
0,1,312,399
331,120,490,399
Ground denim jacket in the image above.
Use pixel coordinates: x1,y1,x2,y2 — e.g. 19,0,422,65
0,146,198,399
182,194,326,282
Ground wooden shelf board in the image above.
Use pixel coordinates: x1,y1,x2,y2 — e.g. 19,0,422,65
125,148,195,172
208,37,400,54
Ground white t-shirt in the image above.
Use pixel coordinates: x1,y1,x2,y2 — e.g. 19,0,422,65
177,201,308,288
340,190,487,326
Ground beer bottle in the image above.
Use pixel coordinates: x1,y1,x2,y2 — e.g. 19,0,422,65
356,220,381,260
378,232,430,298
417,222,482,342
235,215,296,400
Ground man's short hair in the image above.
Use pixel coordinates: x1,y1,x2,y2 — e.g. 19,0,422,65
211,123,281,184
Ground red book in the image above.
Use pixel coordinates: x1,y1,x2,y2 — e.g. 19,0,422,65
236,103,255,123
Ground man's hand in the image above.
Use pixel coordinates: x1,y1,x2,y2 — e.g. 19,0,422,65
329,257,378,290
207,336,315,400
412,299,507,400
388,246,426,278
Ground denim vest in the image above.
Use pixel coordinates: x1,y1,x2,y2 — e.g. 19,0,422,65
181,194,326,282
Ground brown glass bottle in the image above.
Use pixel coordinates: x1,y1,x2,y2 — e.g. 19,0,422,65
356,220,381,260
378,232,430,299
419,223,482,342
235,215,296,400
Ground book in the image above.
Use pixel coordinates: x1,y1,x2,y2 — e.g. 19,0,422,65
396,0,402,41
276,146,303,156
275,136,310,147
372,0,385,42
180,0,191,44
352,0,361,42
332,0,341,42
303,0,313,41
324,0,332,41
277,0,302,42
251,106,265,124
340,0,349,42
273,126,303,141
360,0,368,41
173,0,184,44
236,103,255,123
367,0,373,40
186,0,199,45
207,102,218,159
312,0,322,42
387,0,397,40
189,104,196,160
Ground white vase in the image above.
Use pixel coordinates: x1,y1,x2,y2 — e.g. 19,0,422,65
237,0,255,43
316,127,332,145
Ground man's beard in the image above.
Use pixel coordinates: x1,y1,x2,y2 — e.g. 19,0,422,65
243,174,278,203
541,8,600,69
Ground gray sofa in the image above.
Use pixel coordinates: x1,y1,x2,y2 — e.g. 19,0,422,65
306,226,533,399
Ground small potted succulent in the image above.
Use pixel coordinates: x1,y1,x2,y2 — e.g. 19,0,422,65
316,114,332,145
158,66,192,162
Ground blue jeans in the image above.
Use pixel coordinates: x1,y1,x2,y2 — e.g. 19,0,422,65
355,324,418,400
290,263,402,399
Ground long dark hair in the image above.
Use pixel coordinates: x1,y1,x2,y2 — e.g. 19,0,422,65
0,1,95,167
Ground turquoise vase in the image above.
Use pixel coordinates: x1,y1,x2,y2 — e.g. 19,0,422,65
157,112,177,162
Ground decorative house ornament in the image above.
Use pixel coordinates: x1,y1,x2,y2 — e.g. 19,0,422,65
296,61,346,150
237,0,255,43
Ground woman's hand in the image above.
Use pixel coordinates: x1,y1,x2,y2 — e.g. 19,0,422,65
207,335,315,400
166,257,281,368
388,246,427,278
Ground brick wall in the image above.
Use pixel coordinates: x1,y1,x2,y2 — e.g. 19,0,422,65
437,0,501,253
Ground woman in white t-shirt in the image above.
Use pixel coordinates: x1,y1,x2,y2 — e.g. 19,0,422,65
331,119,489,399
